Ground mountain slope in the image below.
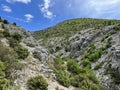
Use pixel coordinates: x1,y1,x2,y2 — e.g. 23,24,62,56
33,18,120,90
0,17,120,90
0,18,70,90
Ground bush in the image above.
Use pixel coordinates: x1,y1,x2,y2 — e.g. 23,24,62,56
56,70,70,87
1,24,5,29
0,31,3,38
71,74,104,90
12,22,16,26
0,43,23,87
67,60,80,74
3,20,9,24
3,29,10,37
94,63,102,70
8,33,22,47
88,48,102,62
108,68,120,84
12,33,22,43
82,59,91,68
8,37,19,47
71,74,86,87
0,78,9,90
33,51,41,60
0,17,2,22
27,76,48,90
14,45,29,59
54,56,65,70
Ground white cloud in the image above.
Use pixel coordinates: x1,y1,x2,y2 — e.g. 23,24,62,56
24,14,34,22
6,0,31,4
87,0,120,18
1,4,12,13
67,0,120,19
39,0,55,19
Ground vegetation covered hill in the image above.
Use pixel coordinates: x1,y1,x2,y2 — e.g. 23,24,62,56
0,17,120,90
33,18,120,39
33,18,120,90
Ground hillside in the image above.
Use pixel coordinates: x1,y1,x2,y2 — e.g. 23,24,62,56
0,17,120,90
33,18,120,90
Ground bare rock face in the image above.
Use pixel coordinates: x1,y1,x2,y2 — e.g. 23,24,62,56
110,46,120,74
34,47,55,63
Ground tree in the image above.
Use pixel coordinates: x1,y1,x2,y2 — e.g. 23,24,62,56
0,16,2,22
12,22,16,26
3,20,9,24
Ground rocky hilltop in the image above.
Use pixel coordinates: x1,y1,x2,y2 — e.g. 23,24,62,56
0,17,120,90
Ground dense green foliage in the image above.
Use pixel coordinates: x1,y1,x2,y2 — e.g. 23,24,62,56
50,56,106,89
0,42,23,89
33,18,120,40
27,76,48,90
55,70,70,87
67,59,81,74
14,45,29,59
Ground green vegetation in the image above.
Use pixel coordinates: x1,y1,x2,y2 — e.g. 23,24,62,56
33,18,120,40
12,32,22,43
82,59,91,68
82,43,103,69
0,61,9,90
27,76,48,90
49,56,106,89
94,63,102,70
55,70,70,87
0,16,2,22
113,24,120,31
12,22,17,26
106,64,120,84
67,59,80,74
33,51,41,60
0,42,24,89
14,45,29,59
3,20,9,24
3,29,10,37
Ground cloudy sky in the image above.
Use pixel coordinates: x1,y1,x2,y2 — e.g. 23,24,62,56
0,0,120,31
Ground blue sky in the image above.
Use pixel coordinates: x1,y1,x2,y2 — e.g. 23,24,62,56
0,0,120,31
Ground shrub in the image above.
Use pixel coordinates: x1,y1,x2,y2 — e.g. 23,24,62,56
108,68,120,84
0,43,23,87
71,74,104,90
71,74,86,87
3,29,10,37
56,70,70,87
1,24,5,29
12,33,22,43
88,48,102,62
8,37,19,47
27,76,48,90
14,45,29,59
94,63,102,70
82,59,91,68
0,78,9,90
12,22,16,26
3,20,9,24
67,60,80,74
0,31,3,38
0,16,2,22
54,56,65,70
33,51,41,60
